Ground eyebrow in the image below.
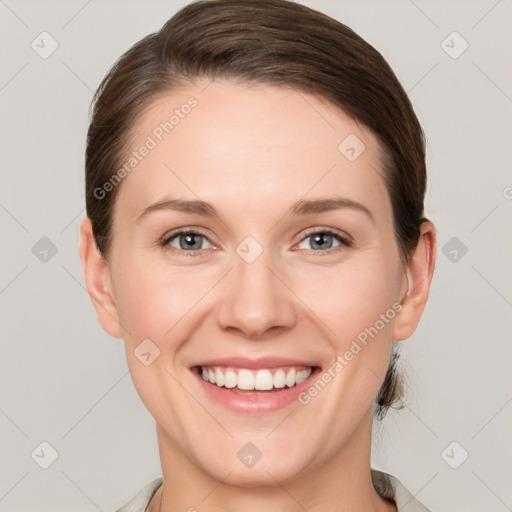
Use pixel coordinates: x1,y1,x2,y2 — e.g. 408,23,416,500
136,197,374,222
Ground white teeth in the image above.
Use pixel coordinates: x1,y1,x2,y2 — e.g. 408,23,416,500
273,369,286,388
214,368,224,387
295,369,310,385
237,369,254,390
285,369,296,387
199,366,312,391
224,369,237,389
254,369,273,390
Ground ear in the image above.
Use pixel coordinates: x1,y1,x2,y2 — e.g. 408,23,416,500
392,221,437,342
79,217,123,339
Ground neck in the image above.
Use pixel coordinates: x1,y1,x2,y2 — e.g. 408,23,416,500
149,413,396,512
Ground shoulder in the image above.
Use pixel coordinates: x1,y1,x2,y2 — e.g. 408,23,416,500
114,477,163,512
371,468,432,511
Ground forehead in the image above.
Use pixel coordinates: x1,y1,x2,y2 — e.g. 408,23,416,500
114,80,391,224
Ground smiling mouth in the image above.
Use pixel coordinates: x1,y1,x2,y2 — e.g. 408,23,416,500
193,365,320,393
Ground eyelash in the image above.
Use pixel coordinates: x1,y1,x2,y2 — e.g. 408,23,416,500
160,227,353,257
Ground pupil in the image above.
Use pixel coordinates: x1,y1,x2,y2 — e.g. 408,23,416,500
312,233,332,250
180,233,202,250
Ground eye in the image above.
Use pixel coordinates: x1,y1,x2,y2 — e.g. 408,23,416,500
295,228,352,253
160,227,352,257
161,229,214,254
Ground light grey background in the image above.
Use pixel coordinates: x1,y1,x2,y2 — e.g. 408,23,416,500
1,0,511,511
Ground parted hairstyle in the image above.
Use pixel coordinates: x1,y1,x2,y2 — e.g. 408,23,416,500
85,0,430,420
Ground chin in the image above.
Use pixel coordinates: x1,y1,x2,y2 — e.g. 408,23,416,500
217,464,302,488
199,447,312,488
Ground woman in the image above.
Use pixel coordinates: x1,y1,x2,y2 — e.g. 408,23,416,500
79,0,436,510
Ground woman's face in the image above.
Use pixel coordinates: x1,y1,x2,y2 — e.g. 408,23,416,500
97,81,411,484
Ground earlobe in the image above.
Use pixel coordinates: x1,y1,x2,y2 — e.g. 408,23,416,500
79,217,124,339
392,221,437,342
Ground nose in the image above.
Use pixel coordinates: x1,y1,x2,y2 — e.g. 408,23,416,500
216,248,297,340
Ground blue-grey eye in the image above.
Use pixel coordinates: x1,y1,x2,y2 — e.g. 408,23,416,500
166,231,213,251
296,230,349,251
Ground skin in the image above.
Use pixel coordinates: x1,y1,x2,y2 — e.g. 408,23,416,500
80,80,436,512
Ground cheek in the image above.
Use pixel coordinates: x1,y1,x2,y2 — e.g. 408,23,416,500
297,255,400,342
315,264,399,389
111,255,204,416
112,253,215,344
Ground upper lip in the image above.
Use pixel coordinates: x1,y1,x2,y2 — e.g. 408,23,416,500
192,357,318,370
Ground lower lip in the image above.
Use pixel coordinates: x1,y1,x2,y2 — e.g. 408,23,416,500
191,367,322,414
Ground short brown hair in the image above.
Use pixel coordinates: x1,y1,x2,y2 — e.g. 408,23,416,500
85,0,429,420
